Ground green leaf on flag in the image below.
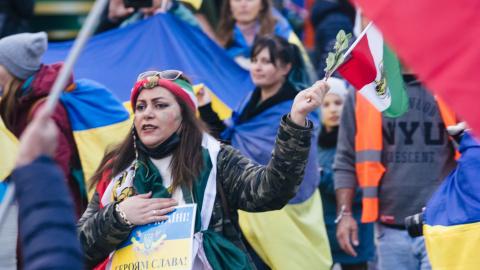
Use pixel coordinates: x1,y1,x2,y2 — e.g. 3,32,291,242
324,30,352,77
383,43,409,118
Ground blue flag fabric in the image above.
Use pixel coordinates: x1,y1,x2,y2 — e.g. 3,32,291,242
222,93,320,204
61,79,132,187
43,13,254,108
60,79,130,131
425,132,480,226
423,132,480,270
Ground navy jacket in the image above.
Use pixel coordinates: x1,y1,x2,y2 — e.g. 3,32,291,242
12,156,83,270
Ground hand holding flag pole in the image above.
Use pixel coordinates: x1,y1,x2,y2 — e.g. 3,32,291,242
0,0,108,225
305,23,372,104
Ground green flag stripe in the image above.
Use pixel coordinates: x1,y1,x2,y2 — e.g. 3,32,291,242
383,43,409,118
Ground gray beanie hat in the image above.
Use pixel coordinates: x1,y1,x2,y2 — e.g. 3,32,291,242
326,77,349,100
0,32,48,80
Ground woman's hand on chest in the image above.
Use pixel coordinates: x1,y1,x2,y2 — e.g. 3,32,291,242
117,191,178,225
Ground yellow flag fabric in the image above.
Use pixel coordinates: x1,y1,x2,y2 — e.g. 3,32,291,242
239,190,332,269
193,84,232,120
422,132,480,270
59,79,132,198
179,0,202,10
74,119,132,188
0,117,18,180
424,222,480,270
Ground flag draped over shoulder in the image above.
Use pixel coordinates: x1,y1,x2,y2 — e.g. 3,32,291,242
224,98,319,204
222,97,332,269
353,0,480,133
423,132,480,270
61,79,131,185
0,118,18,180
337,24,407,117
43,13,254,112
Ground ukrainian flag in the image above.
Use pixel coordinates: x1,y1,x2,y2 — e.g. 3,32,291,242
0,80,129,197
43,13,254,120
0,117,18,181
60,79,131,188
423,132,480,270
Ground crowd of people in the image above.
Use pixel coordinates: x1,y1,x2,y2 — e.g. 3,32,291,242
0,0,473,270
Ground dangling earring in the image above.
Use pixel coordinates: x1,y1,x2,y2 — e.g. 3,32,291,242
132,127,139,173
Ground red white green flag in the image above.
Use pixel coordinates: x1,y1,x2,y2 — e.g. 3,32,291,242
337,24,408,117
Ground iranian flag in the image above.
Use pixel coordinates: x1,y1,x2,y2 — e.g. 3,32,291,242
337,24,408,117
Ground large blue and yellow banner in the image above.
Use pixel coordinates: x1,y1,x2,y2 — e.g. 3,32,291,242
43,13,254,111
110,204,197,270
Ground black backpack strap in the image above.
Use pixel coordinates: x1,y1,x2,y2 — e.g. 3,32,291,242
216,180,240,239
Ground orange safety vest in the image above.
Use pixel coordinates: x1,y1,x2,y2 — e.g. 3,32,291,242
355,92,458,223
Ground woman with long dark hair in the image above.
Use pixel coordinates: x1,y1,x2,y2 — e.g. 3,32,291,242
77,70,329,269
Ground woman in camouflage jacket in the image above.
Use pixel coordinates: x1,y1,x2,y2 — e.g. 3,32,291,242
77,70,329,269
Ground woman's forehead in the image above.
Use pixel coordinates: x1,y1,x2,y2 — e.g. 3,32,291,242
137,86,176,100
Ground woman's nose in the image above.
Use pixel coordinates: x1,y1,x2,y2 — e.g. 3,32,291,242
143,107,154,118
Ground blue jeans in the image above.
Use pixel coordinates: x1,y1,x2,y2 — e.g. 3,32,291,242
376,223,431,270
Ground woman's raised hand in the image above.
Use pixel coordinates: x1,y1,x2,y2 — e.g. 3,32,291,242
108,0,135,22
290,81,330,126
195,85,212,107
118,191,178,225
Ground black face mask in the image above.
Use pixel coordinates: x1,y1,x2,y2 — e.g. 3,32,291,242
317,126,339,148
136,131,181,159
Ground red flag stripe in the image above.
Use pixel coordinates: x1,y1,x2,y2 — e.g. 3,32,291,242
337,35,377,90
354,0,480,135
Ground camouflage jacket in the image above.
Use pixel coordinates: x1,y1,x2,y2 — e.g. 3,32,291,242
77,115,313,268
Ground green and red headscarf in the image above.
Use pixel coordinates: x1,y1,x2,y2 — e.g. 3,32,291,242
130,75,197,111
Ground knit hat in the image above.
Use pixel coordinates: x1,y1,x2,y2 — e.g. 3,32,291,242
326,77,349,100
130,74,198,111
0,32,48,80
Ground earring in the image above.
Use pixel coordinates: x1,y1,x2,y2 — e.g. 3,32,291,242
132,127,139,173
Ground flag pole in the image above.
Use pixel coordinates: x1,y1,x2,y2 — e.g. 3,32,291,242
43,0,109,115
342,21,372,60
0,184,15,228
324,21,373,80
0,0,108,225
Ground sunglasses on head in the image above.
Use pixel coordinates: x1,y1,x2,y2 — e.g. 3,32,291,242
136,70,183,81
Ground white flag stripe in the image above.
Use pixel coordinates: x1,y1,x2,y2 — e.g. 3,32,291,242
361,24,392,111
366,25,384,81
359,82,391,111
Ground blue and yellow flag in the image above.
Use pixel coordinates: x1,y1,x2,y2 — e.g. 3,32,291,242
0,117,18,181
61,79,131,188
424,132,480,270
43,13,254,113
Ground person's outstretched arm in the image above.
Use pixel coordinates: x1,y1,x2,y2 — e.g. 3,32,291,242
218,81,329,211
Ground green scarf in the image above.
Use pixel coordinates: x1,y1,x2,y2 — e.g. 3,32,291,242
132,149,252,270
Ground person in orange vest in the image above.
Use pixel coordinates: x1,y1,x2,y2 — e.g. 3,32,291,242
333,73,457,270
